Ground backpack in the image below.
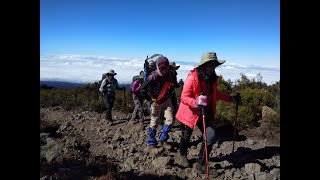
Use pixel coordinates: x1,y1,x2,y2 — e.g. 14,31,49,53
140,71,157,101
99,73,108,86
143,54,162,81
130,75,141,94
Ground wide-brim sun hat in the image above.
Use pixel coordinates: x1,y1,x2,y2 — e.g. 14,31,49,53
194,52,226,68
170,62,180,70
138,74,144,79
106,69,117,75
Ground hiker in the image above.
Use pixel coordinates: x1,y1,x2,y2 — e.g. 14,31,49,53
178,79,184,87
129,73,145,124
159,61,180,127
99,69,125,125
175,52,242,177
169,62,180,125
140,55,175,150
143,55,158,116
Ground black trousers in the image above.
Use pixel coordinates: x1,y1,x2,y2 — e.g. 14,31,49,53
179,108,217,164
103,95,115,121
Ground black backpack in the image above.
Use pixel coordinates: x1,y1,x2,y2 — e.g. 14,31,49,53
140,71,158,101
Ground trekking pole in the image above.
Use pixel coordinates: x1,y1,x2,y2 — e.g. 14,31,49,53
123,88,127,118
232,93,240,153
201,106,210,180
199,93,210,180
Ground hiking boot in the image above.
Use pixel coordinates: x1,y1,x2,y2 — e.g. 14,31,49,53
175,154,189,168
196,163,219,178
159,141,172,150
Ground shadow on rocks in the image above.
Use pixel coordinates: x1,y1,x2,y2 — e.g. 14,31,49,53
41,154,184,180
211,146,280,171
119,172,184,180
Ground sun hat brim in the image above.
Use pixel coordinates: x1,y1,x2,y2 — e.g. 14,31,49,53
194,59,226,68
170,65,180,70
107,72,117,75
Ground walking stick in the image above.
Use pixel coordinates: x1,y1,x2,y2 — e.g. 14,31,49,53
232,93,240,153
201,106,210,180
123,88,127,118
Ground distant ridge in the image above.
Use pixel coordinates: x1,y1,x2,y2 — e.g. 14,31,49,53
40,81,130,89
40,81,88,89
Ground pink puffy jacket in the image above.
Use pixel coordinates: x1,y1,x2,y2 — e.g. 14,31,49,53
175,69,232,129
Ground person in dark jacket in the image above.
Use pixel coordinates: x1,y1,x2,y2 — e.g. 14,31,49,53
140,55,175,150
99,69,125,125
169,61,180,126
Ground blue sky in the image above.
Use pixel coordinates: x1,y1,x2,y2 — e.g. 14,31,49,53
40,0,280,85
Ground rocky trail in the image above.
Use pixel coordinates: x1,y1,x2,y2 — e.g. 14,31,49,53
40,106,280,180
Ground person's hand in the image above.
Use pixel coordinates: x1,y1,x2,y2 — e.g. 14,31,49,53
194,95,207,108
122,87,126,90
231,94,243,105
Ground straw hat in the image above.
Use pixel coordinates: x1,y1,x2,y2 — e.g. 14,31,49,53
194,52,226,68
169,62,180,70
106,69,117,75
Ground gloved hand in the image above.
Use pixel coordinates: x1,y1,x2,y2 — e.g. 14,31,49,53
231,94,243,105
194,95,207,108
122,87,126,90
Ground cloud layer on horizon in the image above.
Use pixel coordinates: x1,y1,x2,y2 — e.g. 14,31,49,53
40,54,280,85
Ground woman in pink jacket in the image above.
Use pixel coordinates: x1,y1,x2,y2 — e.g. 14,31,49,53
175,52,241,177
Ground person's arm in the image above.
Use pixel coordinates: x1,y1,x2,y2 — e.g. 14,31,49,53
213,78,233,102
115,79,124,90
217,91,233,102
180,75,197,108
99,79,107,93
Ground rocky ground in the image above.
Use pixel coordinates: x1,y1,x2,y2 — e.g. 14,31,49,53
40,106,280,180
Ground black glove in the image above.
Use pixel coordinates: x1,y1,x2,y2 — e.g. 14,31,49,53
232,94,243,105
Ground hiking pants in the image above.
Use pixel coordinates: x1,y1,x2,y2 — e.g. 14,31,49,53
131,96,144,121
103,95,115,121
179,108,217,164
149,98,173,129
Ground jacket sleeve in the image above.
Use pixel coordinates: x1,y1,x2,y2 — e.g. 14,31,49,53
217,91,233,102
180,75,197,108
115,79,122,90
99,79,107,93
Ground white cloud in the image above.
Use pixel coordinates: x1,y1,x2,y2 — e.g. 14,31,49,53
40,54,280,85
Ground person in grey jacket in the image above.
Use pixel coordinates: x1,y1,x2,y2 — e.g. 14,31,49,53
99,69,125,125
